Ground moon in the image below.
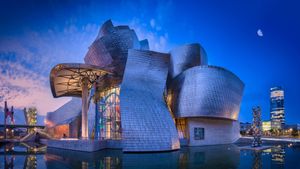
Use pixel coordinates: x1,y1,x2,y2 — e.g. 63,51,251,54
257,29,263,37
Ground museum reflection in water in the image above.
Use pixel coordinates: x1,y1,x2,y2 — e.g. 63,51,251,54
0,143,293,169
44,144,240,169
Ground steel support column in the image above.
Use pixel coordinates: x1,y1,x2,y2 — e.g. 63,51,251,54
93,82,100,140
81,77,89,139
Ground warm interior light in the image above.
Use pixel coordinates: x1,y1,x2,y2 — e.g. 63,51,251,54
60,138,78,140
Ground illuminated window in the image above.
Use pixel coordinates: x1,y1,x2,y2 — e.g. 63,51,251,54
175,118,187,139
194,128,204,140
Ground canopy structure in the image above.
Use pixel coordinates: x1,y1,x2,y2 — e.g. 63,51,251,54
50,63,112,98
50,63,113,139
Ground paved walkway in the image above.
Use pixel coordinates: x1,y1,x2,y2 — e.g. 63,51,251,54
242,136,300,143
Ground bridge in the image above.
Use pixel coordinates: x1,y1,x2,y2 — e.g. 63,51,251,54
1,124,47,142
0,124,45,129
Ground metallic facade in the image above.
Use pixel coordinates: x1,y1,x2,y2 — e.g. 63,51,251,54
120,49,180,152
167,65,244,120
47,20,244,152
84,20,149,76
165,43,244,147
168,43,207,79
46,98,81,138
46,98,81,128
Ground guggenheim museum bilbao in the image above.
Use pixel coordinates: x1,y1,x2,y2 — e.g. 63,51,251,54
46,20,244,152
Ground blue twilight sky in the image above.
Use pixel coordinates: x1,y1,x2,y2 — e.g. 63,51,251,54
0,0,300,124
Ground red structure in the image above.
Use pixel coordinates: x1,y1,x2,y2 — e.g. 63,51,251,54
4,101,14,139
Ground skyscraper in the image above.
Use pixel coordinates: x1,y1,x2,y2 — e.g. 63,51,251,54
270,87,285,130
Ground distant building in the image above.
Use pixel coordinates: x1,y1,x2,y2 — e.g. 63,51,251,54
284,124,300,130
270,87,285,130
240,122,252,133
262,121,271,131
24,107,37,126
23,107,37,133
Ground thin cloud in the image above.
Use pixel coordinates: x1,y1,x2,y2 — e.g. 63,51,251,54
0,23,99,116
128,18,170,52
150,19,156,28
0,60,70,115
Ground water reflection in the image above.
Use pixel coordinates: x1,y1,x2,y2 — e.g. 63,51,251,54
45,148,122,169
271,146,285,164
240,145,287,169
24,155,37,169
45,144,240,169
4,155,14,169
271,146,285,169
252,151,262,169
0,142,45,169
1,143,300,169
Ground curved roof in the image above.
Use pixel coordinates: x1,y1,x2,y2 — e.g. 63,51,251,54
167,65,244,121
84,20,149,77
50,63,112,98
169,43,207,78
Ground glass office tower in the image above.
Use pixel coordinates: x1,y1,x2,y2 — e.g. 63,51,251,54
270,87,285,130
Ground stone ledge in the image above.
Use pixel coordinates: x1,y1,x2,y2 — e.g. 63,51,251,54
45,139,122,152
239,145,273,151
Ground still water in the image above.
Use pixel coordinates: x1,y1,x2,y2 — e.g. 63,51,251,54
1,142,300,169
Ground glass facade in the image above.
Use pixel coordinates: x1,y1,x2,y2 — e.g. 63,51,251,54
95,87,121,140
270,87,285,130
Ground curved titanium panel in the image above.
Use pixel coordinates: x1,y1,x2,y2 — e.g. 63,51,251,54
139,39,149,50
46,98,81,128
120,49,180,152
168,43,208,79
98,20,114,38
168,65,244,120
84,20,149,77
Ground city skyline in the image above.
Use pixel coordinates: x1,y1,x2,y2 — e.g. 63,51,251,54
1,0,300,124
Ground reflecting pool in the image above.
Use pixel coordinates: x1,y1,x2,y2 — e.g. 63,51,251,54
1,142,300,169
